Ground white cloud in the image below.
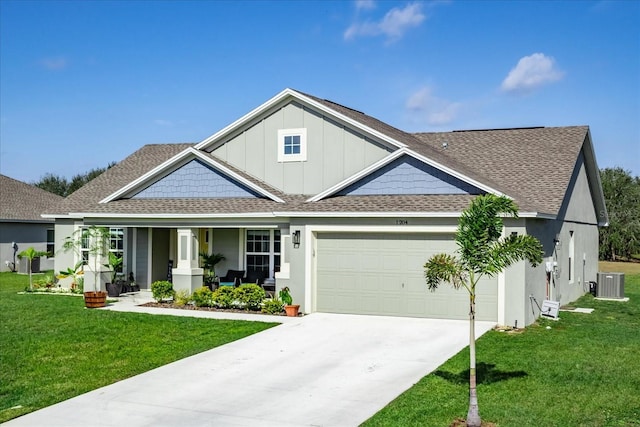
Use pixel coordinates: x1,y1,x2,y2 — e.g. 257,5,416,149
40,57,68,70
355,0,375,11
501,53,564,94
344,2,425,43
406,86,460,126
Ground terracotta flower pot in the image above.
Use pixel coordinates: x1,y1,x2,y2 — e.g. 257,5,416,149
284,304,300,317
84,291,107,308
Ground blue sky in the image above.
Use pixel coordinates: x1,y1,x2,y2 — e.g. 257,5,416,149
1,0,638,184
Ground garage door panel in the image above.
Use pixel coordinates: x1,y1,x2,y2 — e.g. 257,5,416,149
316,232,498,321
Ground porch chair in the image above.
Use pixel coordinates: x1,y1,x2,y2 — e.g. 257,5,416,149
219,269,245,287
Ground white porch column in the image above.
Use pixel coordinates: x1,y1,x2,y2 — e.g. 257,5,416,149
172,228,203,293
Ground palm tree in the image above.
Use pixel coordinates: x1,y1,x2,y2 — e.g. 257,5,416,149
199,252,226,281
424,194,543,427
18,247,50,291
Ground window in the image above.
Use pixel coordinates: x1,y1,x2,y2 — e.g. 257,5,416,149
109,228,124,274
277,128,307,162
80,227,124,273
246,230,281,277
46,229,55,257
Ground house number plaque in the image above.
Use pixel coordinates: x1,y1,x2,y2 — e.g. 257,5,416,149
395,219,408,225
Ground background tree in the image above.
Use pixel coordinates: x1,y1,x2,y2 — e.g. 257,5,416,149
34,162,116,197
599,168,640,261
424,194,543,427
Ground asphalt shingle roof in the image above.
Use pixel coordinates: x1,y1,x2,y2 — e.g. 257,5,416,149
0,174,64,221
44,91,590,219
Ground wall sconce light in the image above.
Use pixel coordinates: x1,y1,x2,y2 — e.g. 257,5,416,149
553,234,561,247
292,230,301,248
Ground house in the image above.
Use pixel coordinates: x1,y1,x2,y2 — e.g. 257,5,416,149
45,89,608,326
0,174,63,272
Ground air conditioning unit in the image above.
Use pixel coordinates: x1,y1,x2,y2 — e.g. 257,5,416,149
596,272,625,299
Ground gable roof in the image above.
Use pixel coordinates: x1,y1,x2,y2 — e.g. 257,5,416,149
100,147,285,204
0,174,63,222
43,90,605,222
411,126,596,216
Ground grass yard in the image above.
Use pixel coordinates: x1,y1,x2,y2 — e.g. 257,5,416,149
364,263,640,427
0,272,278,423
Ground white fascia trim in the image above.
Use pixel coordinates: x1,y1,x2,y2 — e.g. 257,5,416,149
99,147,284,204
307,149,407,202
194,88,408,152
274,211,463,218
307,147,506,202
70,212,277,219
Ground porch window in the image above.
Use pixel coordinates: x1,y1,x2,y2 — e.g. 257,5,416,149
109,228,124,274
246,230,281,277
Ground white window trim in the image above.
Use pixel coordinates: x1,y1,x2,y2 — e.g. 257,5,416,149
245,229,281,278
277,128,307,162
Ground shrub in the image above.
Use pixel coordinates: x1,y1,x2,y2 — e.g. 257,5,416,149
174,289,192,306
192,286,213,307
234,284,265,311
151,280,174,302
212,286,236,309
262,297,284,315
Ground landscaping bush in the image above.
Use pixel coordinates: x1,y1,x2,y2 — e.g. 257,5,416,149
174,289,192,306
191,286,213,307
212,286,235,309
234,284,265,311
151,280,174,302
261,297,284,315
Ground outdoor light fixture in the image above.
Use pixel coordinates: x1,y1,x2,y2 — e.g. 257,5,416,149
292,230,301,248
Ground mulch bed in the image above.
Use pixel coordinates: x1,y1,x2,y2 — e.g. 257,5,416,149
139,301,292,316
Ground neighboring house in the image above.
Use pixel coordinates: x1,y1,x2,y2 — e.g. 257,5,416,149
45,89,608,326
0,174,64,272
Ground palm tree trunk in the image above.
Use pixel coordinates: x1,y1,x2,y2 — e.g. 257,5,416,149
28,259,33,291
467,292,481,427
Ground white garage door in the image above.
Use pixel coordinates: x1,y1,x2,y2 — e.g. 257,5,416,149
316,232,497,321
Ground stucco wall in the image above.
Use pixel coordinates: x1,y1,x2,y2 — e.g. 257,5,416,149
211,102,392,195
52,220,77,276
0,222,55,272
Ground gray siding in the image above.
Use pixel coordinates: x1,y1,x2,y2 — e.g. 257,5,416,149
136,228,149,288
211,229,241,275
0,222,55,272
211,102,391,195
339,155,480,196
133,160,260,199
151,229,170,284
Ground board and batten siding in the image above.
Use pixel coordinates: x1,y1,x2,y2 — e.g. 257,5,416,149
211,102,392,195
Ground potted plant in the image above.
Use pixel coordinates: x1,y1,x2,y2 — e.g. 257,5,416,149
199,252,226,288
104,252,124,297
279,286,300,317
17,247,49,291
62,226,111,308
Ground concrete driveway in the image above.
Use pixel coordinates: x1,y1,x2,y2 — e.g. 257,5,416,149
4,312,494,427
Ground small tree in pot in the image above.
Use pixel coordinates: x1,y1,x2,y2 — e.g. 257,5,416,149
62,226,111,308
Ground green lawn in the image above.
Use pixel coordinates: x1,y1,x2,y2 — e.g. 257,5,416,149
364,265,640,427
0,272,278,423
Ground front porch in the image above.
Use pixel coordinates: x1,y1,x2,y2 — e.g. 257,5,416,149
117,225,290,294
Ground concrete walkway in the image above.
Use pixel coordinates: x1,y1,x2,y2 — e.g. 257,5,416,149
4,293,495,427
